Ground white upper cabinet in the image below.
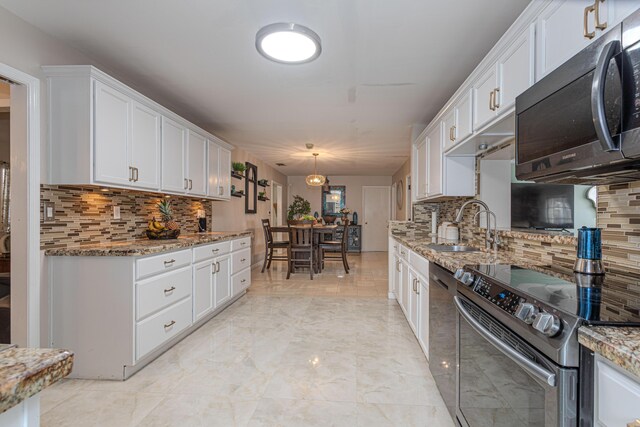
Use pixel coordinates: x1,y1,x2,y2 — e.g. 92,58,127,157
208,142,231,200
414,139,428,201
161,117,187,193
473,65,499,131
442,109,457,152
93,81,131,186
43,65,233,199
536,0,595,79
427,124,443,198
186,130,208,196
130,101,161,190
455,89,473,144
497,23,535,112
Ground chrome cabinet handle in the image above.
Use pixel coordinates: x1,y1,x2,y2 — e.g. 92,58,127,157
241,258,246,262
241,241,247,246
129,166,134,182
416,280,420,294
164,259,175,266
594,0,607,30
216,261,220,272
454,296,557,387
396,260,401,272
184,179,189,189
489,90,495,111
218,185,224,196
584,4,596,39
212,248,220,253
164,286,175,294
592,40,621,152
451,125,456,141
241,279,246,283
188,179,193,190
493,88,500,109
164,320,176,329
132,167,139,182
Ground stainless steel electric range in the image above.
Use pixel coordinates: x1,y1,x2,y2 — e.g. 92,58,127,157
450,263,640,427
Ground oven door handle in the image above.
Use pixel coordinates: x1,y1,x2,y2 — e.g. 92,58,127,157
454,296,557,387
591,39,620,152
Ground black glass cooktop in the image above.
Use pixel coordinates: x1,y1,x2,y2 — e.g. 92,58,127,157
467,264,640,324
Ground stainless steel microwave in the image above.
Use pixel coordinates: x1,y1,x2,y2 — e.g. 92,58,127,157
515,8,640,184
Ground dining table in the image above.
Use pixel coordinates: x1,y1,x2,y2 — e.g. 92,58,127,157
270,224,340,273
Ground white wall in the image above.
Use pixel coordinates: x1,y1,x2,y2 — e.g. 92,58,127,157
288,175,392,219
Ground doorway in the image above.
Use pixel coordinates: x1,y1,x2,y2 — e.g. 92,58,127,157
271,181,284,226
0,82,10,344
362,186,391,252
0,64,40,348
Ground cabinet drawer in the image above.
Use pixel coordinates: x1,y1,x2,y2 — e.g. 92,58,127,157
193,240,231,263
231,237,251,252
595,356,640,426
136,297,192,360
409,251,429,277
136,249,191,279
232,268,251,296
231,248,251,274
398,245,409,261
136,266,192,321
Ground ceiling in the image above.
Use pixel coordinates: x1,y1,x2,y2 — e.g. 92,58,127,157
0,0,529,176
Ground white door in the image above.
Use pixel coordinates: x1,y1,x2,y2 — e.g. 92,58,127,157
207,143,220,198
427,124,443,198
473,65,499,130
214,255,231,308
455,89,473,143
271,181,284,226
442,108,457,152
93,81,131,186
193,261,213,321
186,130,207,196
218,148,231,200
498,24,535,112
408,269,418,334
130,101,161,190
362,186,391,252
415,140,428,200
536,0,594,79
161,117,186,193
417,277,429,359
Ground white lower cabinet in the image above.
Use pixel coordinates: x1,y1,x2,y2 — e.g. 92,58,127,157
389,238,430,361
595,355,640,426
49,235,252,380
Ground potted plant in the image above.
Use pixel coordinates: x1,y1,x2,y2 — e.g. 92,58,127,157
231,162,246,177
287,195,316,225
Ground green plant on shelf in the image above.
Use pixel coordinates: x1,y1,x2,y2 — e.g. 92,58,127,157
231,162,246,175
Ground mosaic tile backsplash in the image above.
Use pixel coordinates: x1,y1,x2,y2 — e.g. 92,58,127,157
40,185,212,250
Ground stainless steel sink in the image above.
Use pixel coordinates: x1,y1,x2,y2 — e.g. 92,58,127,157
426,244,480,252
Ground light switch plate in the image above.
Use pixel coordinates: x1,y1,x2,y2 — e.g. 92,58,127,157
113,206,121,220
43,202,55,222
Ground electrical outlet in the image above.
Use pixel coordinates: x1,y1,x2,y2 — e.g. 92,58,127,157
43,202,55,222
113,206,121,220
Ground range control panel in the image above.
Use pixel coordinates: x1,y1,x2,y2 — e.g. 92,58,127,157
473,277,523,315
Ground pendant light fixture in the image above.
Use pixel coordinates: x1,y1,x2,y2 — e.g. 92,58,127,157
306,153,326,186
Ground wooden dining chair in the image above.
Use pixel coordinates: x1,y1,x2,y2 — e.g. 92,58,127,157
287,225,315,280
260,219,289,273
319,220,350,274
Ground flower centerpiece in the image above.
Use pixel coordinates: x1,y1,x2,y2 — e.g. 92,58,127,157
339,207,351,223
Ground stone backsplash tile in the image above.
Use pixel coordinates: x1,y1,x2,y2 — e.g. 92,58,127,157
40,185,211,250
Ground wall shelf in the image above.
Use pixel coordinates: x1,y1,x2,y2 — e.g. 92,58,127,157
231,192,244,198
231,171,244,180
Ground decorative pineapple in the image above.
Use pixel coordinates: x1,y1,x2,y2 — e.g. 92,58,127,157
158,200,179,230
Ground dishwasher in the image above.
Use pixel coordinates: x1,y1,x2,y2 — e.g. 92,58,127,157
428,261,457,420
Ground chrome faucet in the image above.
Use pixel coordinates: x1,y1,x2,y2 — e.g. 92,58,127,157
453,199,500,251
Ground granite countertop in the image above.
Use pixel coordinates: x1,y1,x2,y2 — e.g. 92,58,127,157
391,233,547,272
578,326,640,378
44,231,253,257
0,347,74,414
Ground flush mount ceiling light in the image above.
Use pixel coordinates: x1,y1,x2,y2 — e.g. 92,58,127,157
306,153,326,186
256,23,321,64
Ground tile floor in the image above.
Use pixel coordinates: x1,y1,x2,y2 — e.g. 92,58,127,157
40,252,454,426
